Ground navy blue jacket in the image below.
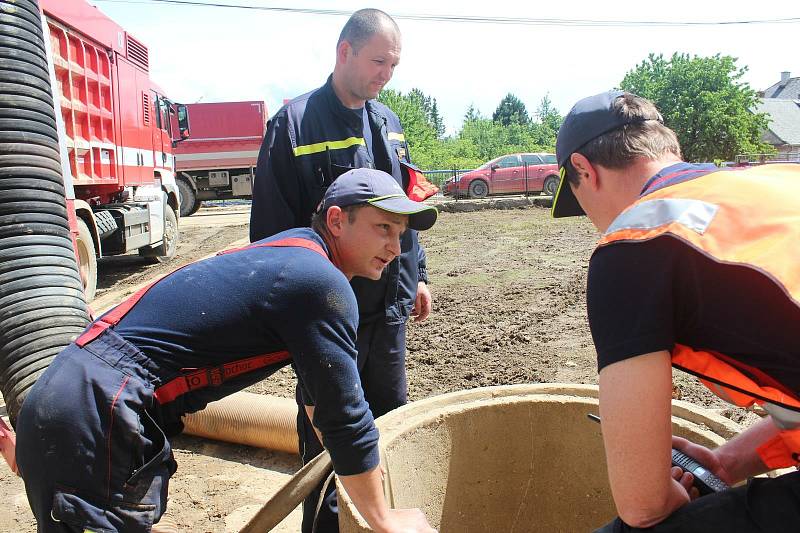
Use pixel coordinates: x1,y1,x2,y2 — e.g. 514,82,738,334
114,228,379,475
249,76,427,324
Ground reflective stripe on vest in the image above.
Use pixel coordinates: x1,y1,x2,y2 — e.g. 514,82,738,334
74,237,329,404
388,132,405,142
598,164,800,467
293,136,365,157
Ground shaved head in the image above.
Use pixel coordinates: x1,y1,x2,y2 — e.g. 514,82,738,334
337,8,400,52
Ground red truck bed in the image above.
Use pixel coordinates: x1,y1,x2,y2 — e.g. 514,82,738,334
174,101,267,171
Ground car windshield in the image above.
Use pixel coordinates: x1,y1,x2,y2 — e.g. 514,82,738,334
478,159,499,170
541,154,557,164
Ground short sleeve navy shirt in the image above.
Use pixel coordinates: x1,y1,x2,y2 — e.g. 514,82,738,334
587,229,800,393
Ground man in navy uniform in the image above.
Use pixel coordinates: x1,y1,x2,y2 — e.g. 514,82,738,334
249,9,434,531
16,169,439,533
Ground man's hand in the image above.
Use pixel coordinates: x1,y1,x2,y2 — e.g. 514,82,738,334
376,509,437,533
670,465,699,501
411,282,432,322
339,466,437,533
672,435,734,487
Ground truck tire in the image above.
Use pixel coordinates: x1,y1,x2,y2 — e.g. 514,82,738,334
188,196,202,216
75,218,97,301
469,179,488,199
139,205,178,263
176,177,199,217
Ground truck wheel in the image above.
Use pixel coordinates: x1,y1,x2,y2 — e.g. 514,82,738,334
75,218,97,301
469,179,488,199
188,197,202,216
542,175,559,196
139,205,178,263
176,178,197,217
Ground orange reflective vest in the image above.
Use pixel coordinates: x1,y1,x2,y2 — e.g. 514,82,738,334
597,164,800,469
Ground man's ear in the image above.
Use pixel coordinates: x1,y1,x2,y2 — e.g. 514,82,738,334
336,40,350,66
326,206,345,237
570,153,600,191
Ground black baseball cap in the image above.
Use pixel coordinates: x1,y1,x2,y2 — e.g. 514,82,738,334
321,168,438,231
552,90,663,218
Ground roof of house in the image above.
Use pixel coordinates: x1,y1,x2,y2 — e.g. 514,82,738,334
755,98,800,145
763,77,800,99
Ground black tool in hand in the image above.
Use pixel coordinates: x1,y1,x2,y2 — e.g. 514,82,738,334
587,413,729,496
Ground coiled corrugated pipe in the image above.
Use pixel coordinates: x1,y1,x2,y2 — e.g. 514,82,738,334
182,391,299,454
151,513,179,533
0,0,91,424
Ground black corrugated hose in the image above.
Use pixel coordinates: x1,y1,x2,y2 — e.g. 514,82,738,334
0,0,90,425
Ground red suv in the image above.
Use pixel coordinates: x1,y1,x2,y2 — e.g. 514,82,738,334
443,153,560,199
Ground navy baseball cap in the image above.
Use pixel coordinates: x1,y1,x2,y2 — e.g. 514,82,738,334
552,90,663,218
321,168,438,231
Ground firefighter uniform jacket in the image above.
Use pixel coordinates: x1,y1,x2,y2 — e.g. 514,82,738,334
597,163,800,468
250,76,428,324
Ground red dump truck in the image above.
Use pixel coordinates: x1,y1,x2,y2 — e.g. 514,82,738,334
173,101,267,216
0,0,192,420
22,0,189,299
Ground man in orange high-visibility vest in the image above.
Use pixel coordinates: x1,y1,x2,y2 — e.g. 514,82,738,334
552,90,800,532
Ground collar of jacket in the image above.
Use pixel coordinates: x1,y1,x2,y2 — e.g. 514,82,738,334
322,75,388,131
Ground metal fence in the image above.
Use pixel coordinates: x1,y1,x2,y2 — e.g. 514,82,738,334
422,164,554,200
732,152,800,165
421,169,474,198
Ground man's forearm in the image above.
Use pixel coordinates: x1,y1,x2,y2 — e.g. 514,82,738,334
338,466,392,531
714,416,780,482
305,407,391,530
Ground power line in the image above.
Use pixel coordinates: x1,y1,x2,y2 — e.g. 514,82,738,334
93,0,800,27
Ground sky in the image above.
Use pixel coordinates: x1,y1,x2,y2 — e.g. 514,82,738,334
90,0,800,135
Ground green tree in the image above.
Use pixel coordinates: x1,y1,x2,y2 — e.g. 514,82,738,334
378,88,438,168
620,53,773,162
429,99,445,139
492,93,530,126
463,104,481,124
531,95,562,149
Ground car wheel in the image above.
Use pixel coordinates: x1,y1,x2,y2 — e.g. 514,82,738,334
542,175,559,196
469,180,488,199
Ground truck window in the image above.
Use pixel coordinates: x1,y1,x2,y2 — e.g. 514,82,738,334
159,97,171,135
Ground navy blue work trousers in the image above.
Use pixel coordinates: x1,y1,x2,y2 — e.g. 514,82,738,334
15,331,176,532
298,319,407,533
594,470,800,533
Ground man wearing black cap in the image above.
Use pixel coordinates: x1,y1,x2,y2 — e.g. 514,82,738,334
16,169,438,533
249,10,436,530
553,90,800,531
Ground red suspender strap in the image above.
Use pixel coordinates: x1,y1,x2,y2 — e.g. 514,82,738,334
153,350,291,404
74,267,192,347
73,236,328,403
75,237,329,348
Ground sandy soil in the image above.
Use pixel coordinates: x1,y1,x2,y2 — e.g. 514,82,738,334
0,202,757,532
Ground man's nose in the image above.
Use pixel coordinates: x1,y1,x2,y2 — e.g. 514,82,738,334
386,235,401,257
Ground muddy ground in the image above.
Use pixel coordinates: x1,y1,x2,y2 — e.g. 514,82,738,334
1,202,755,532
